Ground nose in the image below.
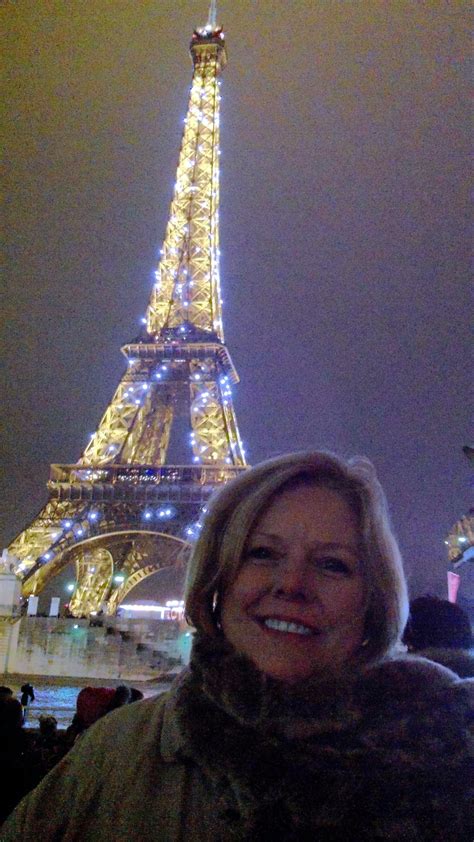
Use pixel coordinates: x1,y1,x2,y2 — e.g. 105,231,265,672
272,556,313,602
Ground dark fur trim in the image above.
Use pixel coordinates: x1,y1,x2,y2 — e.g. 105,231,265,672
413,647,474,678
173,634,473,841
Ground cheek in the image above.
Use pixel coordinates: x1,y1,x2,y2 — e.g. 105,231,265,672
354,578,368,613
324,581,367,623
222,568,269,615
344,586,367,624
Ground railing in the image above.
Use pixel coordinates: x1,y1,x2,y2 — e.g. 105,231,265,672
49,464,246,486
121,340,239,383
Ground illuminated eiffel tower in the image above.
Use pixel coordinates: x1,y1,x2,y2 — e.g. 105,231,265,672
8,3,247,617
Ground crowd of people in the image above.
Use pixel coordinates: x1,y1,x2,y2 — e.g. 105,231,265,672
1,450,472,839
0,682,144,823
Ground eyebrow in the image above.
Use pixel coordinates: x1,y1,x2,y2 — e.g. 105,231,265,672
249,532,360,555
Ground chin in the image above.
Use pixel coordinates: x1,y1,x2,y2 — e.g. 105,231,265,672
252,659,318,684
252,651,358,683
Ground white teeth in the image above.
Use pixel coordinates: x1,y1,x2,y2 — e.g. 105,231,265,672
263,618,313,636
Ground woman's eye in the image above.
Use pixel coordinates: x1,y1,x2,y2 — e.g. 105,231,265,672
317,557,351,575
246,546,275,563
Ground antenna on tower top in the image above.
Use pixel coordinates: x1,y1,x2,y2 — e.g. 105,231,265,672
207,0,217,29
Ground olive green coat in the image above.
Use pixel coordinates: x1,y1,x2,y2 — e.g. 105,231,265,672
2,649,472,841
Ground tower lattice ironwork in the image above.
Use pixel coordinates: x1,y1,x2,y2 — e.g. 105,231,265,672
8,7,247,617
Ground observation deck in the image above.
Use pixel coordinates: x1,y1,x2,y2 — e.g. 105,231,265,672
48,464,245,503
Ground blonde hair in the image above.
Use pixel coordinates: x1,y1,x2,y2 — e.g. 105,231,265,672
185,451,409,662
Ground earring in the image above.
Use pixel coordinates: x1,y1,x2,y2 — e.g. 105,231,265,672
212,592,222,631
361,638,369,648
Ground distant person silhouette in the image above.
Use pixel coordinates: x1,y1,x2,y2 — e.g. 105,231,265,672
19,683,35,720
403,595,474,677
0,697,35,822
30,716,66,783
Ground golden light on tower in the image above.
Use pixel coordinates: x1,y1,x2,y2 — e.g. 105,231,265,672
8,4,247,617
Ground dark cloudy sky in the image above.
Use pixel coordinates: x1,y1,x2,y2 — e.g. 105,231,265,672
3,1,471,601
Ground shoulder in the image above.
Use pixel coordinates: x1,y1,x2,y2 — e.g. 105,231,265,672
0,692,177,840
73,685,187,765
415,646,474,678
362,650,472,686
357,654,473,730
351,657,472,780
345,657,473,840
362,650,473,687
73,691,170,761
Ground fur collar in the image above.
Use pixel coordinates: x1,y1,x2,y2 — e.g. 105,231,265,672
413,646,474,678
170,634,472,841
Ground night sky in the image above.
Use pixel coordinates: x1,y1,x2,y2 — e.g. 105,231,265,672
3,1,471,601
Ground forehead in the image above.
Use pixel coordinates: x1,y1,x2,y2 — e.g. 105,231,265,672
249,483,360,542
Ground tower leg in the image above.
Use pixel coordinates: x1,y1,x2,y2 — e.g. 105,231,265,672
69,547,114,617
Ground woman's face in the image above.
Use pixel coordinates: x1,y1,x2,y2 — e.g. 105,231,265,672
220,484,367,683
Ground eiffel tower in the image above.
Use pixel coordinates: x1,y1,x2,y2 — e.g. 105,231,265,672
7,3,247,617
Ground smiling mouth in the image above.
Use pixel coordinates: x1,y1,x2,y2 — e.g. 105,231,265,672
260,618,319,637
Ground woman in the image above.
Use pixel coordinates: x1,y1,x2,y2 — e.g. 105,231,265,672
2,452,472,840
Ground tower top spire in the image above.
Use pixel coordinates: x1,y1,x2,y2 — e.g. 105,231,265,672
193,0,224,47
207,0,217,29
